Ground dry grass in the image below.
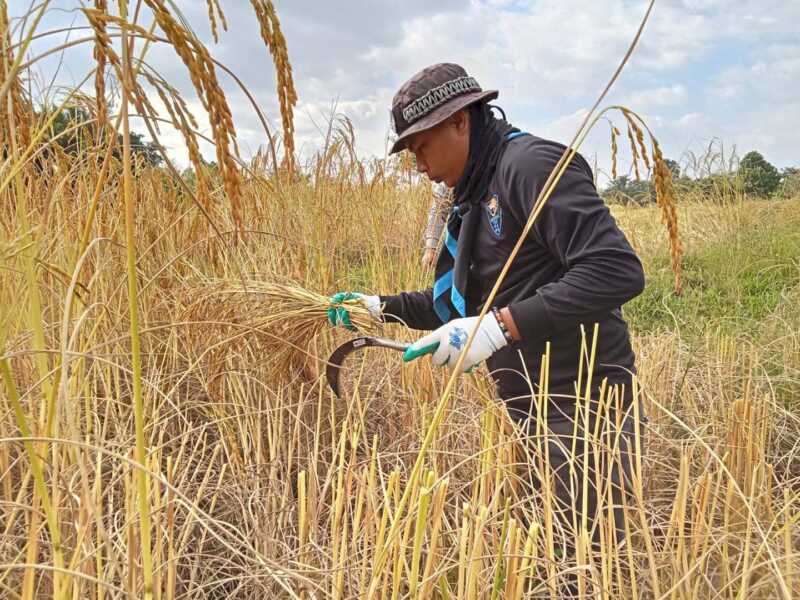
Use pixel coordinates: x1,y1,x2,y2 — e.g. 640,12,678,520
1,2,799,599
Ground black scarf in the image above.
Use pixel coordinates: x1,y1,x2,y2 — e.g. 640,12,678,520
432,104,518,323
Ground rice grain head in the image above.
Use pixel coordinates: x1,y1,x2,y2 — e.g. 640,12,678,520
624,108,651,171
652,137,683,294
206,0,228,44
610,124,620,180
142,72,210,208
144,0,243,226
626,123,641,181
0,3,31,149
92,0,109,127
613,107,683,295
250,0,297,172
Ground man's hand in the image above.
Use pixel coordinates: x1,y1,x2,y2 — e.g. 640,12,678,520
421,247,437,269
402,313,508,373
327,292,382,331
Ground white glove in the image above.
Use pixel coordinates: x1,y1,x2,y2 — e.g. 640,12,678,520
357,293,382,320
402,314,508,373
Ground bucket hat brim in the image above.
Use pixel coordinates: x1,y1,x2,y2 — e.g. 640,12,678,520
389,88,498,155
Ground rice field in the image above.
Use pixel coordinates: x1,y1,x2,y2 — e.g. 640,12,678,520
1,2,799,599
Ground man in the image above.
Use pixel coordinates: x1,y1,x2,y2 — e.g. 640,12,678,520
329,63,645,569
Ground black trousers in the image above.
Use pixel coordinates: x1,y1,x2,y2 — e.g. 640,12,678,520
507,393,646,595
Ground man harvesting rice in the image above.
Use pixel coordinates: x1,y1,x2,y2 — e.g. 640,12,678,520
329,62,646,577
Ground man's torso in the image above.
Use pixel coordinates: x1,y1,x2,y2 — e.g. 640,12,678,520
466,135,638,410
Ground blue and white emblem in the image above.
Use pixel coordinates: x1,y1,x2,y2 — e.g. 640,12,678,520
449,326,468,350
486,193,502,237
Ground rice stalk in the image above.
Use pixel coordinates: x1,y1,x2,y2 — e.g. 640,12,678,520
117,1,155,597
0,366,66,599
1,10,68,597
0,3,30,149
408,469,434,598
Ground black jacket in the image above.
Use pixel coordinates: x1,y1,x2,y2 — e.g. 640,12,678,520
381,135,645,415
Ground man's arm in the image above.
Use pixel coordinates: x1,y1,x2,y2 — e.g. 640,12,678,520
423,183,451,250
421,184,451,268
383,185,452,329
380,289,441,331
502,142,645,342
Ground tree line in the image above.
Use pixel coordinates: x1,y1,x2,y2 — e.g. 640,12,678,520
603,151,798,205
30,106,162,169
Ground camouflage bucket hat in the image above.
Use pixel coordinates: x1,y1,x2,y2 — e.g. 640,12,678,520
389,63,498,155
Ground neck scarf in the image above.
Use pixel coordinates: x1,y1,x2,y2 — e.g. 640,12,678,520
432,104,520,323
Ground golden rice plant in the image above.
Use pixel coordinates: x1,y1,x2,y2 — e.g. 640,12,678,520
1,1,798,599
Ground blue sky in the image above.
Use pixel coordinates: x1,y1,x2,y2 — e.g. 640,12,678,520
14,0,799,183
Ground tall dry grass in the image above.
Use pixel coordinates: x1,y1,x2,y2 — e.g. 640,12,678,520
1,1,799,599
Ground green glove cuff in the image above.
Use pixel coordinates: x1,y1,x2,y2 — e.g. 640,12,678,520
402,342,440,362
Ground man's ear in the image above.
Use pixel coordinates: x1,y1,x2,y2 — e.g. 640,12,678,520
451,108,470,138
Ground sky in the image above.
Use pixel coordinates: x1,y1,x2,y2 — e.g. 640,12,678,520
14,0,800,184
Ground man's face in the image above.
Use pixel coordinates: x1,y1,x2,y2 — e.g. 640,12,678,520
405,110,470,188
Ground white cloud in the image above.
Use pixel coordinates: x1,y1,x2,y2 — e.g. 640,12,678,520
12,0,800,173
674,112,705,128
713,49,800,103
625,85,688,109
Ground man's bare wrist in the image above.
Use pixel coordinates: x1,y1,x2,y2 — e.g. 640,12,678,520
498,307,522,342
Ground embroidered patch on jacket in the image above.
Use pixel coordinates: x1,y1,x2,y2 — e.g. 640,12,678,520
486,193,502,237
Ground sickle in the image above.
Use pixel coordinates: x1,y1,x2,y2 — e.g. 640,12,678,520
324,336,439,397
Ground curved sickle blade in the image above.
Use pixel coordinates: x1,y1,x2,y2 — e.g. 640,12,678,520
325,337,409,397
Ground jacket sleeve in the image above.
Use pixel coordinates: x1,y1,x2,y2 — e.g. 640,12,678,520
504,144,645,343
379,289,442,331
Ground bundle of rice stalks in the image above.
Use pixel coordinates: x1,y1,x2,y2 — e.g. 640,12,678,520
176,279,375,390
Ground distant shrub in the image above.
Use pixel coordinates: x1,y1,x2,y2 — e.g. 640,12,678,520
738,151,781,198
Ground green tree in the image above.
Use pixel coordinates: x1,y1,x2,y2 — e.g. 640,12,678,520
738,151,780,198
45,106,162,167
603,175,655,206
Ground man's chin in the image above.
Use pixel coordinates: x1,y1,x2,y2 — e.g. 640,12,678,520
430,174,453,187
